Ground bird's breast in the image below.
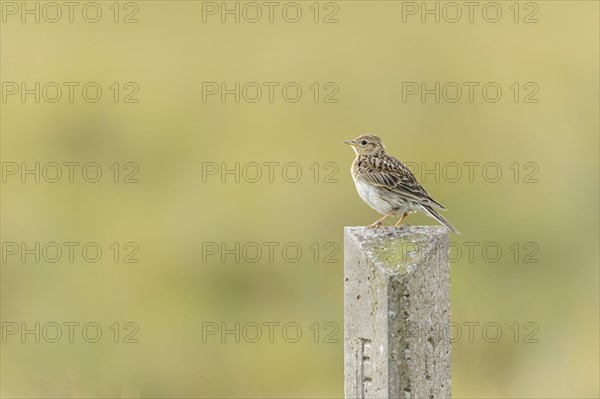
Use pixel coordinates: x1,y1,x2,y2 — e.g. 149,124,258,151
354,177,397,215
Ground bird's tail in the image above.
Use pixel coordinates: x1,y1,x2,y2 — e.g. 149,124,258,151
421,205,460,235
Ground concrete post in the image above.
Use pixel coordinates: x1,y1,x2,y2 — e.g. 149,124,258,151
344,226,451,399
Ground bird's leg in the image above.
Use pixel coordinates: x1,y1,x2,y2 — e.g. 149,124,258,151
393,213,409,228
368,211,395,228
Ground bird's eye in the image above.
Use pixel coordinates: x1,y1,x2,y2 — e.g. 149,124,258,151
361,140,368,145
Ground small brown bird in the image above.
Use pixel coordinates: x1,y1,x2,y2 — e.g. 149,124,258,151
345,134,459,234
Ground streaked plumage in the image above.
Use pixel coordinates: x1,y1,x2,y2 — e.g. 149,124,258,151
345,134,459,234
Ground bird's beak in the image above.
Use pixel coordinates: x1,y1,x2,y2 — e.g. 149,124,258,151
344,140,356,145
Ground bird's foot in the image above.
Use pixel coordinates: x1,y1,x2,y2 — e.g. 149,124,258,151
367,221,383,228
393,213,409,228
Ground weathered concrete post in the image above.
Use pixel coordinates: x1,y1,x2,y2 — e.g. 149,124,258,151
344,226,451,399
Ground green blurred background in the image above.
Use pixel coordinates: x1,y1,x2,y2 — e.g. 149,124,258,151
1,1,598,397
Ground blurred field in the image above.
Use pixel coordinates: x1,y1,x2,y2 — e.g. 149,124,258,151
1,1,598,398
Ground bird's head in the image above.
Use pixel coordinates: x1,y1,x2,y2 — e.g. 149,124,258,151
344,134,386,156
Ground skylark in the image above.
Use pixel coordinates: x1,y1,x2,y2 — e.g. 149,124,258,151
345,134,459,234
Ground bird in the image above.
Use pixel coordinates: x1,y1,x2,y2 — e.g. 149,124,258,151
344,134,459,234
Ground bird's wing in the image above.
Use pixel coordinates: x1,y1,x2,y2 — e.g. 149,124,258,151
357,155,446,210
